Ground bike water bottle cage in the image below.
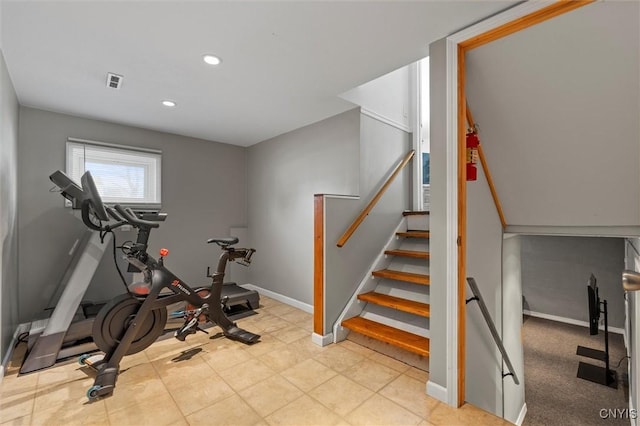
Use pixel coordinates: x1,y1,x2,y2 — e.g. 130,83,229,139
207,237,239,247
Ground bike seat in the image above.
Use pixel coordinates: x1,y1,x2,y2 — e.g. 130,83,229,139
207,237,239,247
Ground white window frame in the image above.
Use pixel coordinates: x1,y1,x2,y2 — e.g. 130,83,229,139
66,137,162,210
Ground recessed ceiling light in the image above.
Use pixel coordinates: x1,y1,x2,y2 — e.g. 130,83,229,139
203,54,222,66
162,100,176,107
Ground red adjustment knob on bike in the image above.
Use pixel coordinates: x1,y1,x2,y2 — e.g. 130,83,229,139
160,248,169,256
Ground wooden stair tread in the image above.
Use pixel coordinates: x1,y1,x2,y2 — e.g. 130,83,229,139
397,231,430,239
402,211,429,216
341,317,430,357
372,269,430,285
358,292,430,317
384,249,429,259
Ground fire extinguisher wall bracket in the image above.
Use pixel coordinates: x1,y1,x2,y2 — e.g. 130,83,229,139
466,131,480,182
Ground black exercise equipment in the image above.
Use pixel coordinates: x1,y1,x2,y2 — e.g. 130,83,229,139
60,171,260,400
576,274,617,388
20,172,169,374
20,172,106,374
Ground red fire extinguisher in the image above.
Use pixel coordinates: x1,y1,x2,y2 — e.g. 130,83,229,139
466,130,479,181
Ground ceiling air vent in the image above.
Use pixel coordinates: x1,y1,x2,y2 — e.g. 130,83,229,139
106,73,123,89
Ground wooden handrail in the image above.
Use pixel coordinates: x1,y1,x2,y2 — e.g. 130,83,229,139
336,150,415,248
466,103,507,228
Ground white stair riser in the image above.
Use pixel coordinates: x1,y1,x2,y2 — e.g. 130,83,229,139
361,306,430,338
406,214,429,231
374,281,430,304
387,257,429,275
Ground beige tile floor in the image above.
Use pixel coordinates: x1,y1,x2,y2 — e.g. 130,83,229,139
0,296,510,426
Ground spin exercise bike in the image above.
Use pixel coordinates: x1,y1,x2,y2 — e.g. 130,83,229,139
52,170,260,400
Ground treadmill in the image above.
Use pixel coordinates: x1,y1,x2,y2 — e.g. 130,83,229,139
21,171,258,374
20,172,167,374
222,282,259,312
21,172,105,373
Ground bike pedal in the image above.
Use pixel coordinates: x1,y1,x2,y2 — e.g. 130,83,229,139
174,327,197,342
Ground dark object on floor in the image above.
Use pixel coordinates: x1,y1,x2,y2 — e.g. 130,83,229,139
576,274,617,388
523,316,628,426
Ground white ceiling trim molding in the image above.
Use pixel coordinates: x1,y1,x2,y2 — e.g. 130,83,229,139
360,108,411,133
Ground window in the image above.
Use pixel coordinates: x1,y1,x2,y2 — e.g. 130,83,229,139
422,152,430,185
66,138,162,209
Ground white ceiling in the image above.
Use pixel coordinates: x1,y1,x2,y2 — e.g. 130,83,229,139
1,0,517,147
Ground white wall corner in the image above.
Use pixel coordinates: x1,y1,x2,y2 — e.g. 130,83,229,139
0,0,3,50
333,324,349,343
444,35,460,408
311,332,334,347
410,60,423,211
426,380,448,404
515,403,527,426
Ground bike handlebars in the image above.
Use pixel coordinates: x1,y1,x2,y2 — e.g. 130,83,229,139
114,205,160,229
106,207,124,222
49,170,164,232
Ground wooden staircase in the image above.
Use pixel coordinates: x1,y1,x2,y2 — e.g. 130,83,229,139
340,211,430,358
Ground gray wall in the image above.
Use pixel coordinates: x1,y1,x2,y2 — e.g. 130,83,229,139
324,114,411,333
465,1,640,228
17,107,247,323
456,1,638,417
502,235,524,424
465,154,505,416
246,108,360,305
340,65,411,131
521,235,625,328
0,47,19,366
426,37,448,393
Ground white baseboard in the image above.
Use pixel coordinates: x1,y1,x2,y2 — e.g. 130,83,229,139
311,332,334,347
523,310,625,335
242,284,313,314
515,403,527,426
426,380,448,404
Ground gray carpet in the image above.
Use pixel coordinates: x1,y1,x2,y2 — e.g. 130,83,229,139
522,315,629,426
